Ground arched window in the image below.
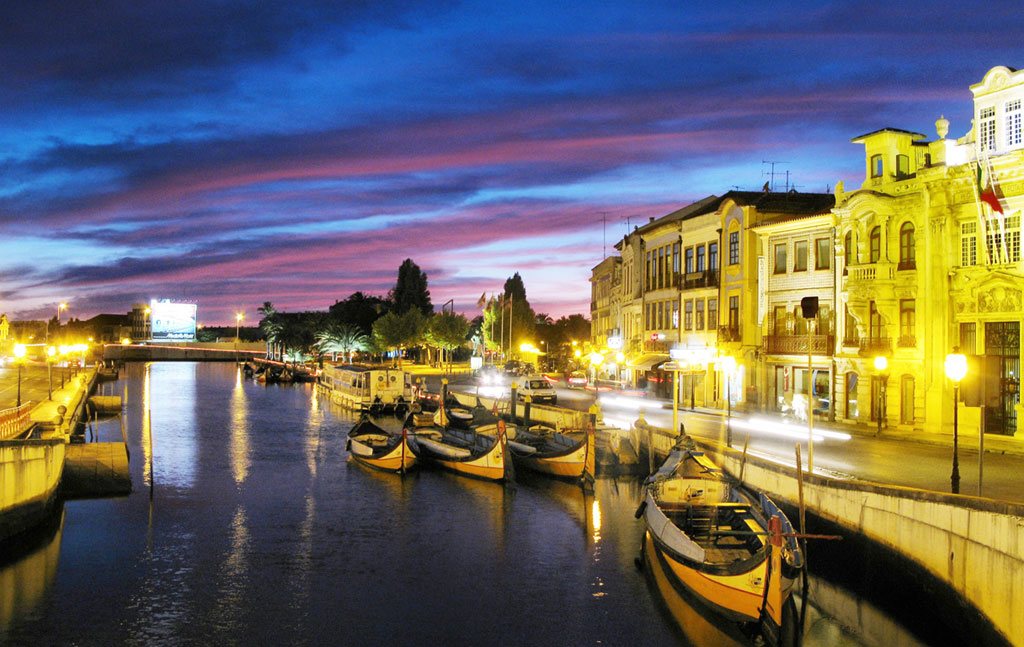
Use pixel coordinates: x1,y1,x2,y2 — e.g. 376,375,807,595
869,226,881,263
899,222,916,269
844,231,854,274
845,372,859,419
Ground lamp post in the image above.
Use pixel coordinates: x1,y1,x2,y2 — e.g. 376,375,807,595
14,343,26,407
722,355,736,447
46,346,56,399
873,355,889,437
945,350,968,494
235,312,244,362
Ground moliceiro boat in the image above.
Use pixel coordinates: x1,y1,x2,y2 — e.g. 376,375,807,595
406,409,509,482
507,424,595,483
319,365,413,414
639,438,803,646
346,417,416,474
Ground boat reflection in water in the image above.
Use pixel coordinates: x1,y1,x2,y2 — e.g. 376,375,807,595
0,508,64,635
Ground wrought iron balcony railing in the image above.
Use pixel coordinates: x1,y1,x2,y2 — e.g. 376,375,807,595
678,270,719,290
764,334,835,356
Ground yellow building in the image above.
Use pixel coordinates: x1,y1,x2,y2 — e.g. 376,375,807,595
836,65,1024,437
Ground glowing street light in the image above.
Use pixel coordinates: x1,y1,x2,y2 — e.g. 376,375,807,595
945,350,968,494
13,343,26,407
873,355,889,437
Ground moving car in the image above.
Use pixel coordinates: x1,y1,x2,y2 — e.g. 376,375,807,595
567,371,588,388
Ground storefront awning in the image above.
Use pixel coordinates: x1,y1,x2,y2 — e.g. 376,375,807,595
628,353,670,371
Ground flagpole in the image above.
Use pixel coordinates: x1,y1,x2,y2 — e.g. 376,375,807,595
970,146,991,265
985,154,1009,264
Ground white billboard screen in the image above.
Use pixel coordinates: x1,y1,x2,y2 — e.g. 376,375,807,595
150,300,197,341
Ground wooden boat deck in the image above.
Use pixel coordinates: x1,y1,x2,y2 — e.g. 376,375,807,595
664,504,763,565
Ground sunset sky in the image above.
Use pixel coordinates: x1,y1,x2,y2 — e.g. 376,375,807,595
2,2,1022,324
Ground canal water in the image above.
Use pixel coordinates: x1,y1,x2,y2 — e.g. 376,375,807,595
0,362,949,645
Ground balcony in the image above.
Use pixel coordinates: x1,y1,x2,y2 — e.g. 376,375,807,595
718,326,741,342
897,260,916,271
765,334,835,356
678,270,719,290
897,335,917,348
859,336,893,356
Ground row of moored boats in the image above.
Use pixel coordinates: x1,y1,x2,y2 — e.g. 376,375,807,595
319,363,808,646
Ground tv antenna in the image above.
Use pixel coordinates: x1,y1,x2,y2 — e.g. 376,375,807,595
762,160,789,192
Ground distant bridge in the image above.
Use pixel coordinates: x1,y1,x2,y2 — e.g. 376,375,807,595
102,342,265,362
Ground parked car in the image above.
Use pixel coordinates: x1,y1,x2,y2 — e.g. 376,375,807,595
567,371,588,388
517,375,557,405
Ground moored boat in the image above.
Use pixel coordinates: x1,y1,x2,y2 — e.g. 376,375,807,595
639,438,803,646
319,365,413,413
507,424,595,483
346,417,416,474
406,410,509,482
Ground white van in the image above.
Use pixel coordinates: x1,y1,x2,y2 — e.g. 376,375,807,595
516,375,557,405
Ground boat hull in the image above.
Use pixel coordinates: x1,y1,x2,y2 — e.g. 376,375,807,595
511,430,595,480
349,435,416,473
412,430,507,482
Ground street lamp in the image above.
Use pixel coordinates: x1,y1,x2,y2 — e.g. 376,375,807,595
13,343,26,407
945,350,968,494
721,355,736,447
873,355,889,437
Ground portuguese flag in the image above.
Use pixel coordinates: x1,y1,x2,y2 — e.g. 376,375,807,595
977,163,1005,214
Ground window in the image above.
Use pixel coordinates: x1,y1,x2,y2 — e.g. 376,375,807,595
961,222,977,266
773,306,787,335
728,231,739,265
960,322,977,354
696,245,705,272
980,105,996,152
658,247,666,289
728,296,739,331
896,154,910,177
794,240,808,272
843,305,858,344
845,372,859,419
684,300,693,331
815,238,831,270
773,243,787,274
899,222,915,269
645,251,652,290
1009,215,1022,262
844,231,854,272
708,242,719,272
793,306,808,335
899,300,915,347
672,300,679,329
1008,99,1022,148
707,298,718,330
869,301,883,341
695,299,704,331
870,154,883,178
869,226,881,263
900,376,915,424
684,247,694,274
672,242,681,279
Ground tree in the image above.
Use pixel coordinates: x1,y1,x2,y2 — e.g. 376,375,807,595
328,291,388,336
372,309,426,367
483,274,536,358
427,311,470,374
316,322,368,363
258,302,279,359
390,258,433,316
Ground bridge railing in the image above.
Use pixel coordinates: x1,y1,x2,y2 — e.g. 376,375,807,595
0,402,34,440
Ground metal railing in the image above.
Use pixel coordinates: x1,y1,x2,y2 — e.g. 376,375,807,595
897,335,917,348
764,334,835,356
718,326,741,342
859,336,893,356
678,270,719,290
0,402,34,440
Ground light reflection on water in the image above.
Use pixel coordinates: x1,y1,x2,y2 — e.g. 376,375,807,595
0,362,936,646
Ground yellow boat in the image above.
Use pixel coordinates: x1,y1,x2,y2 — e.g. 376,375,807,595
639,440,803,646
407,412,509,482
346,417,416,474
507,424,596,483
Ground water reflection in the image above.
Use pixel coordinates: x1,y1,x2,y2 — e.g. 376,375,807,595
229,367,251,485
0,509,63,635
207,506,251,636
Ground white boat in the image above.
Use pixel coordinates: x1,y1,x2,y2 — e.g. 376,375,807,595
319,365,413,413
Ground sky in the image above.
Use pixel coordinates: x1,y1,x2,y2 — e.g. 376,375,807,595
1,1,1022,325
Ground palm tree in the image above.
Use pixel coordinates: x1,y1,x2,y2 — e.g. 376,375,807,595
258,302,279,359
316,322,368,363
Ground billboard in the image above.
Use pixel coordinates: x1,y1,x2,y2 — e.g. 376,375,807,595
150,300,197,341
